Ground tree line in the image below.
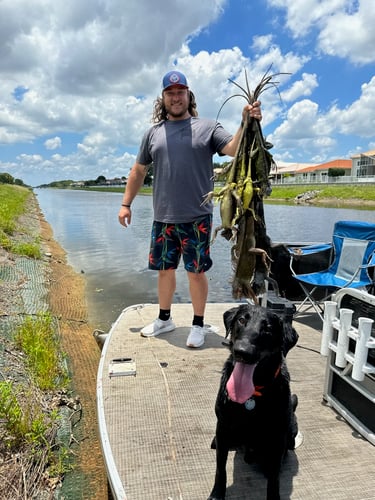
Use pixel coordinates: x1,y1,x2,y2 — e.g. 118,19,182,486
0,172,27,186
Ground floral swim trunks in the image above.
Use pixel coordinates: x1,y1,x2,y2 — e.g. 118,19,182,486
148,214,213,273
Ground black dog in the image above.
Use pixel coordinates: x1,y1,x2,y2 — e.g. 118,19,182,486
208,304,299,500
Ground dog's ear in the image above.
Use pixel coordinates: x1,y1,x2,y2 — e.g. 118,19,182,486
282,320,299,355
223,307,239,339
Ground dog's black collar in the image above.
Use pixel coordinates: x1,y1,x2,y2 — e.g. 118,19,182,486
243,365,282,411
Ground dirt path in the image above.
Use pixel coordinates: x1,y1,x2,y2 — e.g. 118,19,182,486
39,213,108,498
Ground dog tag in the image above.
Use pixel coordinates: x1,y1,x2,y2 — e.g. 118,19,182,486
245,398,256,411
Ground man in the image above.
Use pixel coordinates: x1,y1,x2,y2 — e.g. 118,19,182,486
118,70,262,347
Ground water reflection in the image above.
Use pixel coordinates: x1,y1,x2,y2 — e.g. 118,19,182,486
35,189,375,330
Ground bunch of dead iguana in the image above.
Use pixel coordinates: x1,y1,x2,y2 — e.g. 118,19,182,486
205,68,288,302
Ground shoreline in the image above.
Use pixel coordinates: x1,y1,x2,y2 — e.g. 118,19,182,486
268,197,375,207
38,203,108,497
0,194,107,498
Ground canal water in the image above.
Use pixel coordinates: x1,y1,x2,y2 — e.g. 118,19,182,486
35,189,375,331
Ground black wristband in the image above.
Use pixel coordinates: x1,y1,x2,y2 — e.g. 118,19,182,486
121,204,131,208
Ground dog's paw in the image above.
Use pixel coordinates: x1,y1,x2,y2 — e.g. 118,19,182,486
208,485,226,500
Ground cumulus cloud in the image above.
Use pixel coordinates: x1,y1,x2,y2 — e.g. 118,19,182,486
318,0,375,64
281,73,318,102
44,137,62,150
268,0,375,64
329,76,375,136
269,75,375,161
268,0,348,38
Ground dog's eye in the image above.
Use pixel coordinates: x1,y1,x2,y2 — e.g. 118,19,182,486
237,312,251,326
238,316,246,325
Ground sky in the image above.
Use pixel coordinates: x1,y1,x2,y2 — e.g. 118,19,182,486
1,0,375,187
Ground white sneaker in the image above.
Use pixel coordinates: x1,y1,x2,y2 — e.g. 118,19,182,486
141,318,176,337
186,325,206,348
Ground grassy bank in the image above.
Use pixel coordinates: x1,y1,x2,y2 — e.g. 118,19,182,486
0,184,42,257
0,183,107,498
268,184,375,203
0,185,75,497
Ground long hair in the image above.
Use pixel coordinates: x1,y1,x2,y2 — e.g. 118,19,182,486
151,90,198,123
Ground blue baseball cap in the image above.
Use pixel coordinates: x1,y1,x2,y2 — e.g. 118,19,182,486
162,71,188,90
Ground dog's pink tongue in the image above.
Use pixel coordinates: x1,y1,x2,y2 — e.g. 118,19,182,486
226,362,256,404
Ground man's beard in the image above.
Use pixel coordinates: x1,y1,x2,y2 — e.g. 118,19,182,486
165,104,189,119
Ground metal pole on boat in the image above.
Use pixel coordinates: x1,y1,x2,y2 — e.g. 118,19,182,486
335,308,353,368
321,301,337,356
352,317,373,382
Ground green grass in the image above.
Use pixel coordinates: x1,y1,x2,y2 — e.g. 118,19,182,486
0,312,69,450
0,376,73,477
14,312,70,391
0,184,42,257
0,380,52,448
0,184,30,233
11,240,42,258
269,184,375,202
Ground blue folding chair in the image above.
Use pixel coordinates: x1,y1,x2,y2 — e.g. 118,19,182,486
288,220,375,321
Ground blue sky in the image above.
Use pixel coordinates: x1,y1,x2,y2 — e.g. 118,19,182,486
0,0,374,186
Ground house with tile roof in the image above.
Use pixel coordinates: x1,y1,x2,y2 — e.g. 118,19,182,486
271,159,351,184
296,159,352,183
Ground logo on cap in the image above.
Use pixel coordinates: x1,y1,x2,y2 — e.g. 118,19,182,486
169,73,181,84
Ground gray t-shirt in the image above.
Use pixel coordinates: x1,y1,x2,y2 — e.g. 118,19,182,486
136,117,232,223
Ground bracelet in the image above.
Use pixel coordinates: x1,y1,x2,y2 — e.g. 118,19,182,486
121,203,131,208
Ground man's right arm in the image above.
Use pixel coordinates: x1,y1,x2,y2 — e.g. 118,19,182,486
118,162,148,227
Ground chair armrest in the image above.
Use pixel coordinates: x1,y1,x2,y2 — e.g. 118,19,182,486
288,243,332,257
288,243,333,278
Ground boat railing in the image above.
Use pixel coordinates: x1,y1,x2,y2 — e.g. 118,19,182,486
321,289,375,445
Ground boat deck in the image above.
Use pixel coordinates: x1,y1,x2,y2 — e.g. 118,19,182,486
97,303,375,500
